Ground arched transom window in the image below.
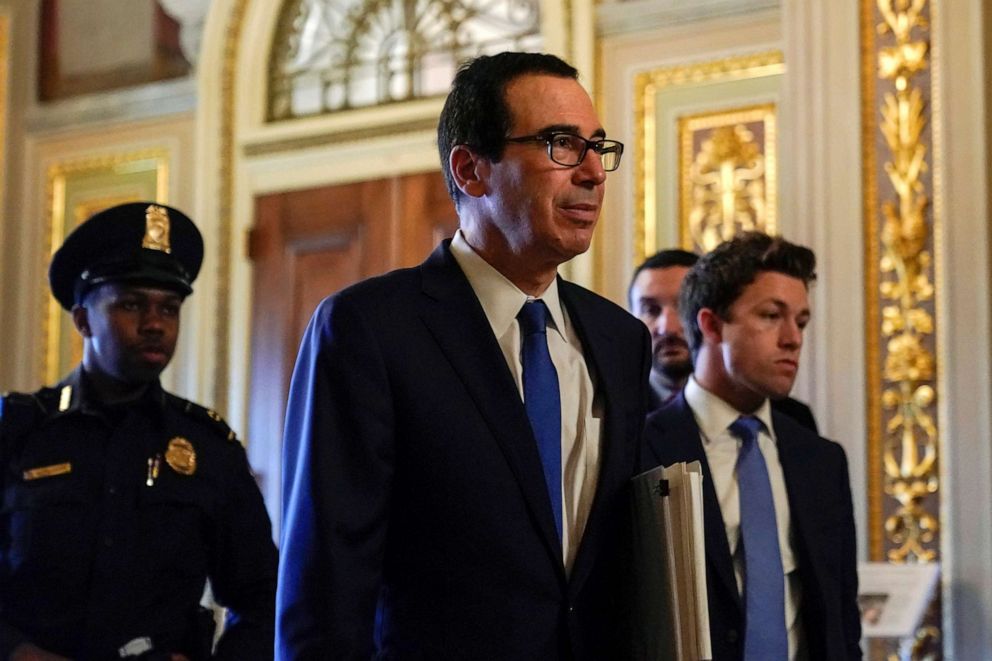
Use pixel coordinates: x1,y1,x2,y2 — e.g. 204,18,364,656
269,0,542,120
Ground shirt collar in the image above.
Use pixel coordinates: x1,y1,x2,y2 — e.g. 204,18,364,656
450,229,566,340
684,375,775,445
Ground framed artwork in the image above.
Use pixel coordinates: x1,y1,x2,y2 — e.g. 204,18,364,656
633,50,784,261
42,150,169,383
678,103,777,252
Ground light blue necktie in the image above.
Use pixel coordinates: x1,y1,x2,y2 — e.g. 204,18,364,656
517,300,563,542
730,415,788,660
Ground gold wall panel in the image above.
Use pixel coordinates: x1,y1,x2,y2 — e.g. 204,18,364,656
633,50,784,263
0,13,8,244
678,104,776,253
42,150,169,384
862,0,941,655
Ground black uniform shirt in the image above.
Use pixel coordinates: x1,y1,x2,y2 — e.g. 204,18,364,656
0,367,277,660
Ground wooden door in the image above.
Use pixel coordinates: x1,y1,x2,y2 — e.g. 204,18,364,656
246,172,458,529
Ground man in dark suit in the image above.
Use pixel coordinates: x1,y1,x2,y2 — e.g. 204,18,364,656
641,233,860,660
276,52,650,659
630,249,819,432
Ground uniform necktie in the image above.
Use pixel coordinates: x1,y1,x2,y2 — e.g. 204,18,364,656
517,300,563,542
730,415,788,660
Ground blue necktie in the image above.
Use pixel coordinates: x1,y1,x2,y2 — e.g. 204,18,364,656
517,300,563,542
730,415,788,660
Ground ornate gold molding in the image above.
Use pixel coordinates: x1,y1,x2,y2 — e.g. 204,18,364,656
633,51,784,264
214,0,251,414
862,0,941,653
243,116,441,157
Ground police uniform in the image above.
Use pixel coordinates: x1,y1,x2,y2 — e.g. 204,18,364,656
0,203,277,660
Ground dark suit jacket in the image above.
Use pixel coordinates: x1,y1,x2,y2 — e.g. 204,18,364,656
277,241,651,660
640,394,861,661
648,387,819,435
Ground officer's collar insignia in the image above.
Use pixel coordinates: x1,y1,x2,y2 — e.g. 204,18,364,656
58,385,72,412
165,437,196,476
142,204,172,253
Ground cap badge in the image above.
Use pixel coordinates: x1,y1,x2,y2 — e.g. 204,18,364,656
165,437,196,476
142,204,172,253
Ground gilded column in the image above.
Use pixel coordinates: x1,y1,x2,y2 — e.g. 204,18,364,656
862,0,941,655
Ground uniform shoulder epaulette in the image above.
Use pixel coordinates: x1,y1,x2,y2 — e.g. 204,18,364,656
2,390,52,413
166,394,239,443
33,387,63,411
1,391,51,444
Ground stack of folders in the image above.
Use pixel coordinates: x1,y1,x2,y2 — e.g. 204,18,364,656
627,461,711,661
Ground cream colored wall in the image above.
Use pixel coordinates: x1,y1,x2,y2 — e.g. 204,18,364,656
934,0,992,655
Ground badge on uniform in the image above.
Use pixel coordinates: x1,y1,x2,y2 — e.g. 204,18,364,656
165,437,196,476
23,462,72,481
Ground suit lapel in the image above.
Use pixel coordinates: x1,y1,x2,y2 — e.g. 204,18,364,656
773,413,826,594
648,396,741,611
558,282,630,596
418,243,566,575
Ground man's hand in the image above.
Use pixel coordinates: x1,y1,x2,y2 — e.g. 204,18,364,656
9,642,70,661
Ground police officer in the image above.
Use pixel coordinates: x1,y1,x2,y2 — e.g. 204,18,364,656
0,203,277,660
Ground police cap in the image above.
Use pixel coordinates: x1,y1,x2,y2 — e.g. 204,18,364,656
49,202,204,310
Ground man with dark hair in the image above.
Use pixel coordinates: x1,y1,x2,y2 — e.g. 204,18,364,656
629,249,700,405
278,52,649,659
629,248,819,431
436,51,580,206
0,203,277,660
641,232,861,660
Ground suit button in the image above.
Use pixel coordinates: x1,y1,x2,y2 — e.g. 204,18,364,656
102,536,114,547
727,629,738,643
568,606,575,613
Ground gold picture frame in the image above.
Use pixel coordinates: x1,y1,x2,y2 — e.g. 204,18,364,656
42,150,169,384
633,50,784,263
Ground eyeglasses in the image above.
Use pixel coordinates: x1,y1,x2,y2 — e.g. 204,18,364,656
504,132,624,172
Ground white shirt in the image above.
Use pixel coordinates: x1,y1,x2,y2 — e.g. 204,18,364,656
450,231,603,573
684,376,805,659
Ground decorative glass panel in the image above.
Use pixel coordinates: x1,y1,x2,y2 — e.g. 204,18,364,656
269,0,542,120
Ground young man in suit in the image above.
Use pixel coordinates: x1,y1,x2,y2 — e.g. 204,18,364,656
640,232,861,660
277,52,651,659
629,249,819,432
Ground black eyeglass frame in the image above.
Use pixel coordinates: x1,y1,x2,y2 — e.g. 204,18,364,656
503,132,624,171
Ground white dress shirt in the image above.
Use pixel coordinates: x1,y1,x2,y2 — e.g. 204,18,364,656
449,231,603,573
684,376,806,659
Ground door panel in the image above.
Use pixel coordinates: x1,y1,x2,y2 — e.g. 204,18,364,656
247,172,457,529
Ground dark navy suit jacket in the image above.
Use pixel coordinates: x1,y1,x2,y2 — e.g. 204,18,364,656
277,241,651,660
640,394,861,661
